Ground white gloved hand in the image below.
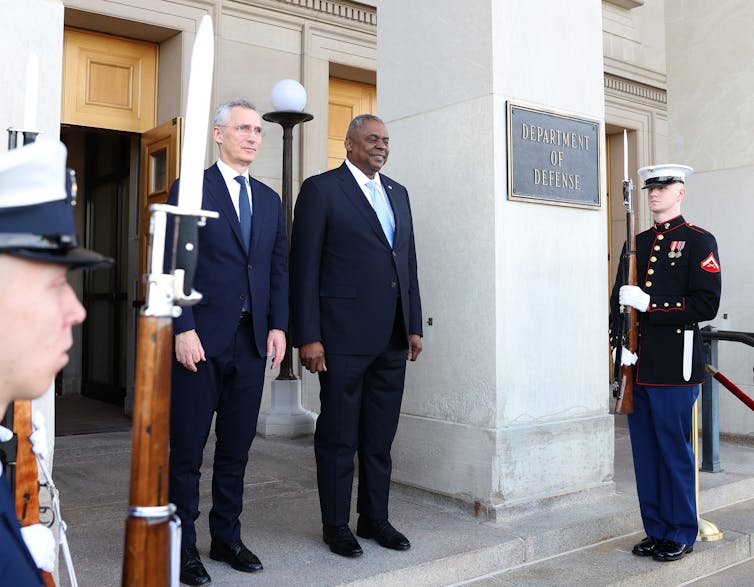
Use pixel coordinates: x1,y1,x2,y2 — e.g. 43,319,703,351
30,410,48,461
20,524,56,572
0,425,12,443
619,285,650,312
612,346,638,366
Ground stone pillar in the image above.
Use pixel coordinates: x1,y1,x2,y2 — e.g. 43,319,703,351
1,0,65,459
378,0,612,515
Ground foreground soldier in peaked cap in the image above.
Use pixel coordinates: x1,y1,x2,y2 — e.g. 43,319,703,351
0,140,110,585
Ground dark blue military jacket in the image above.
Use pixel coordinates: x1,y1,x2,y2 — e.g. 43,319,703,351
610,215,721,385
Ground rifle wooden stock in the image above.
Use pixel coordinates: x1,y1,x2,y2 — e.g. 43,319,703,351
12,400,55,586
122,315,173,586
614,177,638,415
614,258,637,414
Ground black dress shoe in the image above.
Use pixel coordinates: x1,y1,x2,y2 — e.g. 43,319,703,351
180,546,211,586
356,517,411,551
652,539,693,562
209,539,263,572
323,524,363,557
631,536,658,557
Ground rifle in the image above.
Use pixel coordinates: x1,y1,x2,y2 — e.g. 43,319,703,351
8,401,56,587
612,130,637,414
121,14,216,587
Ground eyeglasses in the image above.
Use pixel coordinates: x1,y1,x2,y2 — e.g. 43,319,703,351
218,124,263,137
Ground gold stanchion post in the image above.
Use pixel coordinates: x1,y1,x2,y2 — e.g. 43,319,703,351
693,398,723,541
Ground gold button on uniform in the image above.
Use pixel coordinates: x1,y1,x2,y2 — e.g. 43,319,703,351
664,222,670,229
657,234,664,240
676,302,682,307
648,269,655,275
645,281,652,287
676,329,682,334
664,302,669,307
652,303,657,308
654,245,661,251
650,256,657,262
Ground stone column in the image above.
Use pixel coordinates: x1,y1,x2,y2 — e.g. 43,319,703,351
378,0,612,516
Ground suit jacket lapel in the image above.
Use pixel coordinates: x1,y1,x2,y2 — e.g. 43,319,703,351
206,164,247,252
248,177,267,255
336,163,392,247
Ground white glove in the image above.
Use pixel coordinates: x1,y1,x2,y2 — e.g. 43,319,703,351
30,410,48,461
619,285,650,312
612,346,638,366
0,425,12,443
20,524,56,572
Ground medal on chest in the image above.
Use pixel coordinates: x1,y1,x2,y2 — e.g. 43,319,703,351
668,240,686,259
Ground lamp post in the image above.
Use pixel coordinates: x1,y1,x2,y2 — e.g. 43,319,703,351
262,80,313,379
257,80,315,437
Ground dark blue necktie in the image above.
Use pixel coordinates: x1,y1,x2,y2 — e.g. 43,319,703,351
235,175,252,252
235,175,252,312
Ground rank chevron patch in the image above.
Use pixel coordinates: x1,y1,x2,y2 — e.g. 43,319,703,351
700,252,720,273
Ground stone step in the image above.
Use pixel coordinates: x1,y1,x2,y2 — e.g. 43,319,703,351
452,498,754,587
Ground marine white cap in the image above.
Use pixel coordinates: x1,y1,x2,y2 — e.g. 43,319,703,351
637,164,694,189
0,140,111,268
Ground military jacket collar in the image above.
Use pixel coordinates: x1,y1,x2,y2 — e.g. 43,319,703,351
652,214,685,233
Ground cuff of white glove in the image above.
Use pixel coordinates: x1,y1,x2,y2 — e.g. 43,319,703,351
20,524,56,572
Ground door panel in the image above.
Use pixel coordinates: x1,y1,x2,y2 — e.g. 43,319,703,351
328,78,376,169
82,131,131,405
62,27,157,133
138,118,182,298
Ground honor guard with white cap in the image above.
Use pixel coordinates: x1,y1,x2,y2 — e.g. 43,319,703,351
0,140,110,585
609,163,721,563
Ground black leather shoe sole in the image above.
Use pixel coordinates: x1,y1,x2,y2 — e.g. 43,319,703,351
356,522,411,551
179,564,211,586
323,526,363,557
653,544,693,562
631,537,657,557
209,545,263,572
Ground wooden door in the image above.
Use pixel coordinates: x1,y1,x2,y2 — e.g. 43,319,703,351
138,118,182,298
62,27,157,133
328,78,376,169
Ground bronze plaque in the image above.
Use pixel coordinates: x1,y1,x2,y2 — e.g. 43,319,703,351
508,101,600,208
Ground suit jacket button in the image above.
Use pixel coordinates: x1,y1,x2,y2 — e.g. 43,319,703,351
391,281,397,288
392,251,396,257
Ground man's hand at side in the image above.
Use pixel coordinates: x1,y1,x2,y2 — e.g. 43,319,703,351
408,334,423,361
267,329,286,369
300,342,327,373
175,329,206,372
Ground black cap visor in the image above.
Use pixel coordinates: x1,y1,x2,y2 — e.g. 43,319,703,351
642,176,685,189
0,234,112,270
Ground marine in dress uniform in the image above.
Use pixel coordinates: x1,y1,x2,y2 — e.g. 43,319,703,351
610,163,721,562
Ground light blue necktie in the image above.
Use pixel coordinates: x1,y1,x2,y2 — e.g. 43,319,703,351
366,180,394,247
235,175,252,252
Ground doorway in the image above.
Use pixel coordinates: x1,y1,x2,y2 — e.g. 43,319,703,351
58,127,135,432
